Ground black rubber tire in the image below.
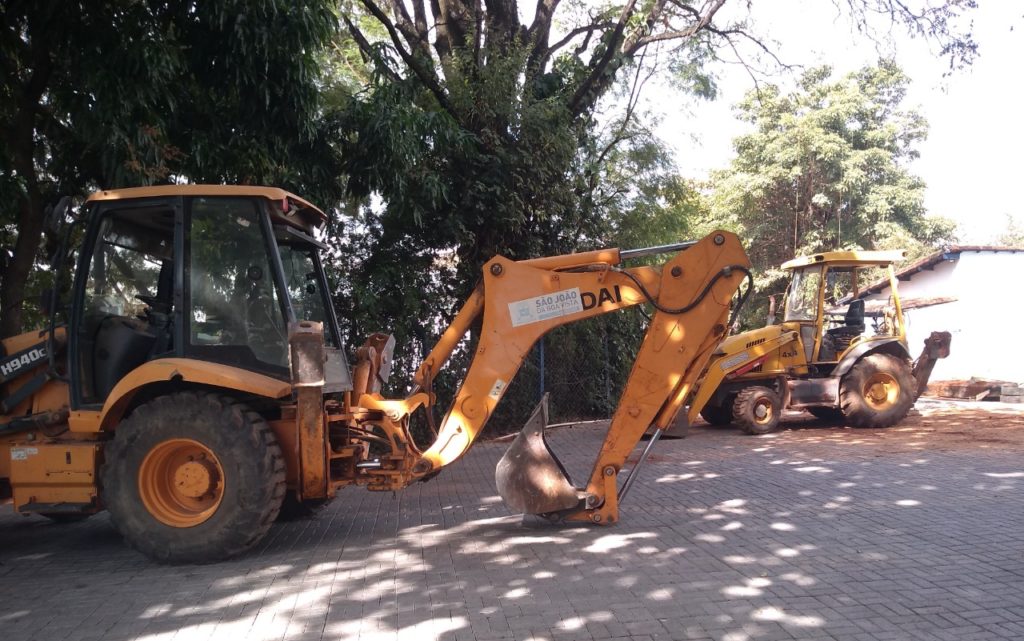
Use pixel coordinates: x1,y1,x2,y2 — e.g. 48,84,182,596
733,386,782,435
101,391,286,563
276,492,334,521
41,513,92,524
840,353,916,428
699,400,735,426
806,406,844,422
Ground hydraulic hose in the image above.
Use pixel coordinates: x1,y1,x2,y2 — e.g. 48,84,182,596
614,264,754,321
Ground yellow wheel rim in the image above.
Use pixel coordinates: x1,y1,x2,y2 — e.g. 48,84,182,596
863,372,899,411
753,397,774,424
138,439,224,528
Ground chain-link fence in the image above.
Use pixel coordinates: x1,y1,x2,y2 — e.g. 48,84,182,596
401,310,649,442
484,313,647,434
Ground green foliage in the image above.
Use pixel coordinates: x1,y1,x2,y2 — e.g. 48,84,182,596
328,55,708,430
0,0,343,334
995,215,1024,247
708,61,956,326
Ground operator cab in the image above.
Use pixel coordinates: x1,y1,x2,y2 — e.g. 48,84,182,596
779,250,907,368
68,186,347,408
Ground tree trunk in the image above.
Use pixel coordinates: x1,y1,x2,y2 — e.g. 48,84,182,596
1,60,48,337
0,186,44,337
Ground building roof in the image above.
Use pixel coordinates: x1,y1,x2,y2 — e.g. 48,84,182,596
855,245,1024,298
86,185,327,224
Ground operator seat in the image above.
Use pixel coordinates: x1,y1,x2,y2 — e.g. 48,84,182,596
826,299,866,353
92,261,175,400
92,317,158,399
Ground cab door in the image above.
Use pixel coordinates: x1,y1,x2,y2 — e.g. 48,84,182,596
780,265,823,372
69,198,180,408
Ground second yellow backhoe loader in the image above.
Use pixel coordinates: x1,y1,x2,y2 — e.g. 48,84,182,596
1,185,751,562
684,250,951,435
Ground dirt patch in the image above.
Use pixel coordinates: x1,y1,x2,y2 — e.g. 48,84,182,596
691,398,1024,454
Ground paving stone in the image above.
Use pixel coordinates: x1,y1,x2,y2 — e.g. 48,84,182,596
3,422,1024,641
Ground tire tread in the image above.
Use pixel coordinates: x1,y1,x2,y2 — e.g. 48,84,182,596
101,391,285,563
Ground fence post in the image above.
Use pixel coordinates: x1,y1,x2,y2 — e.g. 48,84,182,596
538,336,545,403
603,326,611,417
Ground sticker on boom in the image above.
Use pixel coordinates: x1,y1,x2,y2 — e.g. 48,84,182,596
508,288,584,327
488,379,507,400
720,351,751,371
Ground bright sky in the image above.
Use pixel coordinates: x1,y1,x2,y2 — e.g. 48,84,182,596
646,2,1024,244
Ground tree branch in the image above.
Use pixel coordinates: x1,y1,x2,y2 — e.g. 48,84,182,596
544,21,615,61
340,13,403,83
526,0,562,72
388,0,433,60
713,27,791,68
567,0,639,115
594,45,654,169
412,0,430,43
428,0,453,63
627,0,725,54
357,0,460,121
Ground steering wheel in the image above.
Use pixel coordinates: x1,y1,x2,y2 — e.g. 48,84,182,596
135,293,172,317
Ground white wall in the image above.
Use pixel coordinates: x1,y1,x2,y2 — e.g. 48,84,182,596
861,251,1024,382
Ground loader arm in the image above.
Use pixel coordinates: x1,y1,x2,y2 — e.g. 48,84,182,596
685,330,800,425
406,231,750,524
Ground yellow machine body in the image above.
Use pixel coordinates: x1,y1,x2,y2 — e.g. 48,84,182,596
0,185,752,562
687,250,951,433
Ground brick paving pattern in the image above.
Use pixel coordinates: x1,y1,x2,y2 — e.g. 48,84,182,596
2,416,1024,641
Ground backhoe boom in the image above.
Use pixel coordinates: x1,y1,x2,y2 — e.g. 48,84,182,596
394,231,751,524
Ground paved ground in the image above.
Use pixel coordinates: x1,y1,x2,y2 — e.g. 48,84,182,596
3,401,1024,641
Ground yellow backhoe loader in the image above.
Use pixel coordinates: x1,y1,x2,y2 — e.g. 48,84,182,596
685,250,951,435
1,185,751,562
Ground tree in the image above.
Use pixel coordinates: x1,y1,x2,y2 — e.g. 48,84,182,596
996,214,1024,247
0,0,342,335
327,2,977,427
707,61,956,323
335,0,978,271
330,0,977,350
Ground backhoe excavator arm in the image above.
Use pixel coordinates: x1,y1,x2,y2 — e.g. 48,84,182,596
392,231,751,524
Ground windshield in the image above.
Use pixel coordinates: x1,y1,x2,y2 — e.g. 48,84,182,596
783,266,822,322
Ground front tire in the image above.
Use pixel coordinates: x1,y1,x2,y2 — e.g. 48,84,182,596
101,392,285,563
840,353,916,428
733,387,781,435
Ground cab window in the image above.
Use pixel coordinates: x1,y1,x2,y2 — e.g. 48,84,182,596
186,198,288,371
77,205,175,403
278,244,334,347
784,266,822,322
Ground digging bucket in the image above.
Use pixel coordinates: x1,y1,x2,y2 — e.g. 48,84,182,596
495,394,581,515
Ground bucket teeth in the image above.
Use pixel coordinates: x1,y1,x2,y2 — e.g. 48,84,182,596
495,395,580,515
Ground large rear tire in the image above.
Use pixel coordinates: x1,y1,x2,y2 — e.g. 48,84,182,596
840,353,916,428
101,391,285,563
276,492,334,521
40,513,92,524
733,387,781,435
